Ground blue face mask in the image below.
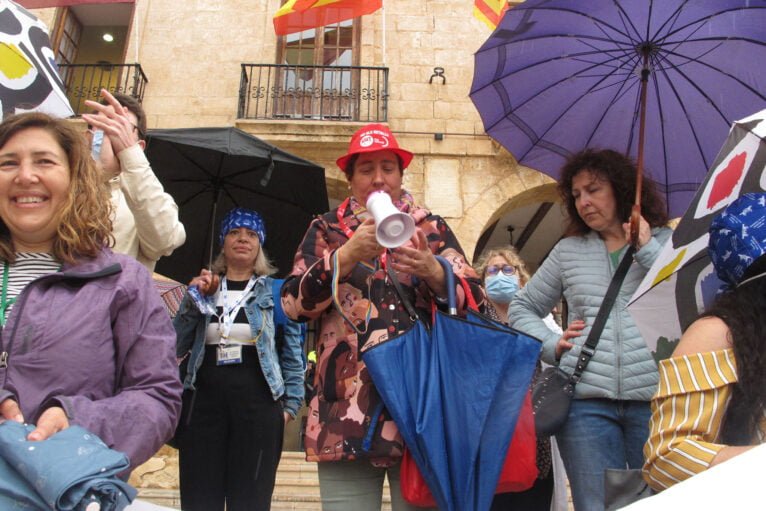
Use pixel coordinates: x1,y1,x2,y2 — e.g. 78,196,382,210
91,130,104,160
485,274,520,304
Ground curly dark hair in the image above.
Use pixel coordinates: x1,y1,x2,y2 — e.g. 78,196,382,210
706,255,766,445
557,149,668,237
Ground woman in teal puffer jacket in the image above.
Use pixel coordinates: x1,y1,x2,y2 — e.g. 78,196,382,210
509,149,671,511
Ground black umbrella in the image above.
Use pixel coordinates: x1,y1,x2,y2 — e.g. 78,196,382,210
145,127,328,282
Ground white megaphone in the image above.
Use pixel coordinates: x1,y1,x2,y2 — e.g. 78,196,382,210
366,191,416,248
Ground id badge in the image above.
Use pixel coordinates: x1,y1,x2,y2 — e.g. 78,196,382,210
216,344,242,365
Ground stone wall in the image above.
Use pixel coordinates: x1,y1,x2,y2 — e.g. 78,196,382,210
33,0,558,257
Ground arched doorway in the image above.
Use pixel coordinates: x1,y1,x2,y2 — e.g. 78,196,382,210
473,184,565,272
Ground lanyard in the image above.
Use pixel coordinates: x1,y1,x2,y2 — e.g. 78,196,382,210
0,264,17,328
218,275,258,342
336,197,388,268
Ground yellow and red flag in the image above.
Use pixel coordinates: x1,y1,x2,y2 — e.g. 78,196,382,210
473,0,509,30
274,0,383,36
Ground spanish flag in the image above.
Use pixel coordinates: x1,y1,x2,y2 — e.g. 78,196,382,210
473,0,509,30
274,0,383,36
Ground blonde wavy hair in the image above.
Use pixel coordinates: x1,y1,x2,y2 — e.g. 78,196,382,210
474,245,531,287
0,113,113,264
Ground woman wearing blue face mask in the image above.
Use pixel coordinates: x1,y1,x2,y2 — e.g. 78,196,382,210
476,246,567,511
483,255,522,315
477,247,554,325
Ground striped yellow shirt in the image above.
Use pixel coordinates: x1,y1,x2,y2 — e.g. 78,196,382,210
643,349,739,491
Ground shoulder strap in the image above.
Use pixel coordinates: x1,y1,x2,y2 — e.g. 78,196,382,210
570,245,636,384
385,263,423,323
457,276,479,312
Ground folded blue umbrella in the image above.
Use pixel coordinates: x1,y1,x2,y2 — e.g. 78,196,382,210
440,310,539,511
363,257,540,511
0,421,137,511
364,317,452,508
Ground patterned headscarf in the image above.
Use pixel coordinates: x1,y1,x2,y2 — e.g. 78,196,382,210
708,193,766,287
219,207,266,246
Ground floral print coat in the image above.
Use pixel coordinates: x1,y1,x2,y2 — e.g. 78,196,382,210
282,192,484,465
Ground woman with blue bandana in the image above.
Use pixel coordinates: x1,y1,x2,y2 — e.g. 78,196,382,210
644,193,766,491
173,207,305,511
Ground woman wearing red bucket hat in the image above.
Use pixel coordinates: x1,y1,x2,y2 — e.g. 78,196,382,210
282,123,485,510
335,123,414,175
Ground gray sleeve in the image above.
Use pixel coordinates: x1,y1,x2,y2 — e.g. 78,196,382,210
509,242,566,365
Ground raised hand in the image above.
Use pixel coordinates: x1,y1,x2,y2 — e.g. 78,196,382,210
82,89,142,160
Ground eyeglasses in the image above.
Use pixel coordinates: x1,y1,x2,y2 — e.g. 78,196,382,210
486,264,516,276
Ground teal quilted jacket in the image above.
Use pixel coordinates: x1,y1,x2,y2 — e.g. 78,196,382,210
509,227,672,401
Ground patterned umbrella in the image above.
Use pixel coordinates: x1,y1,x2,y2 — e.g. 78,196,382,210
0,0,73,118
628,109,766,361
0,421,136,510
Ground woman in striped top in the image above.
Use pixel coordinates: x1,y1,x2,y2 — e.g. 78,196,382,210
643,193,766,491
0,112,181,470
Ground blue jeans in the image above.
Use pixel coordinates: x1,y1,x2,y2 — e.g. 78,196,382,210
554,399,651,511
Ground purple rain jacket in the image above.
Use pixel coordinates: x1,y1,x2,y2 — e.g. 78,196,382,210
0,248,182,470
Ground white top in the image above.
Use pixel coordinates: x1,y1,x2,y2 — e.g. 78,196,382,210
204,279,260,346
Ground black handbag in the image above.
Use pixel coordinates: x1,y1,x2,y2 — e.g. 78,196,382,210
531,245,635,437
531,366,575,436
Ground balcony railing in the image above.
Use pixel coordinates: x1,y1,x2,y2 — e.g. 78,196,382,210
57,63,148,115
238,64,388,122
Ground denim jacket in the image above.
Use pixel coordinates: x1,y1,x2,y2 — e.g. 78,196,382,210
173,276,304,418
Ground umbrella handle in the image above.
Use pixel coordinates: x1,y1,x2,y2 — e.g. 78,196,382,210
630,204,642,248
631,51,649,248
434,256,457,315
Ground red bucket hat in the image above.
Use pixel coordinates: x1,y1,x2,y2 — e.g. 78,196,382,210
336,123,414,174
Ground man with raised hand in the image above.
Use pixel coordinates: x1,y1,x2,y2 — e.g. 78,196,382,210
83,89,185,270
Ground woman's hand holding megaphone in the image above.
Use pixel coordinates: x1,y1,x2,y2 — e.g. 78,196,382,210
337,218,384,277
391,229,447,297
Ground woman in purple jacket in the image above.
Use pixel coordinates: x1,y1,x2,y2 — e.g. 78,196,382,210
0,112,182,469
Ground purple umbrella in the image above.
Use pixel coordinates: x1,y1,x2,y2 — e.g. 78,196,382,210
470,0,766,218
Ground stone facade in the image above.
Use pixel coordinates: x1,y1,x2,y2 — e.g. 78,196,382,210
38,0,557,259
